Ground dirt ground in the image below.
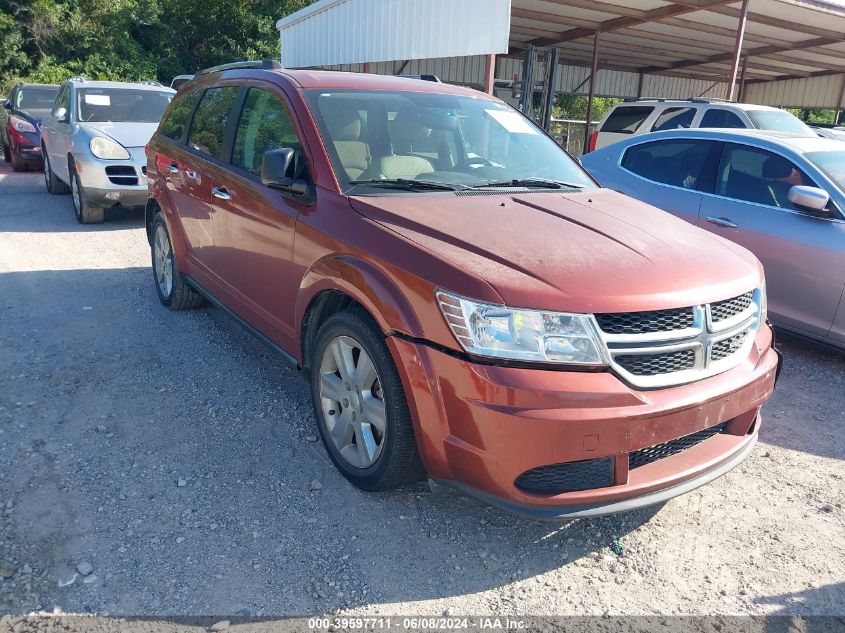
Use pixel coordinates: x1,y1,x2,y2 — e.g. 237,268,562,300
0,162,843,624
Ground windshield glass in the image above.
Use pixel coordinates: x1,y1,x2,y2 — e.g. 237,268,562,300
806,151,845,191
16,87,58,110
304,89,597,192
76,88,173,123
746,110,813,135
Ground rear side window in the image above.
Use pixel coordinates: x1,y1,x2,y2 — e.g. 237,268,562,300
601,106,654,134
232,88,300,177
717,143,817,208
651,107,696,132
160,90,199,141
622,139,721,192
187,86,240,159
700,109,746,129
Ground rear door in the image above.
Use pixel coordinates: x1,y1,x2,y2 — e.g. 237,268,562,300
698,108,748,130
44,85,73,182
208,84,309,348
698,142,845,336
595,106,654,150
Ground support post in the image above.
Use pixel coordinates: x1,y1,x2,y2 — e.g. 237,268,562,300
737,56,748,102
637,72,644,99
583,32,600,153
362,62,371,74
726,0,750,101
483,54,496,94
835,75,845,124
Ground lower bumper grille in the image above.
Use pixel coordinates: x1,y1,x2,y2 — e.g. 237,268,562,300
105,165,138,186
515,457,614,494
629,422,728,470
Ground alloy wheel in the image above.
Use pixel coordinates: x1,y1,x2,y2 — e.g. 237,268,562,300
153,224,174,297
71,173,82,220
319,336,387,469
44,155,50,189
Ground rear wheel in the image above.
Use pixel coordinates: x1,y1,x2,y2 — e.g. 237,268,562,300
150,213,203,310
310,309,424,491
70,167,104,224
43,152,69,194
2,141,10,163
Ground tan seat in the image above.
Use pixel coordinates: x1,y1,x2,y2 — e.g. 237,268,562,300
321,102,371,180
363,109,435,180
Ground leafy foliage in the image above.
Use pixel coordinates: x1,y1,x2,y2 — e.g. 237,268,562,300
0,0,310,94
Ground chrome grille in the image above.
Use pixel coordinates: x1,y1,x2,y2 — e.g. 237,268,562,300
598,289,762,389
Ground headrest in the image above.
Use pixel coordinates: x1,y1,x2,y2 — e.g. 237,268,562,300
390,107,432,145
762,156,793,179
321,100,362,141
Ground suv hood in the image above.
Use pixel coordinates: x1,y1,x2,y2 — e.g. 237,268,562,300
350,189,762,314
16,108,50,124
79,122,159,148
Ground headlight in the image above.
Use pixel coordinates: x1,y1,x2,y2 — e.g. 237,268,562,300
10,116,36,133
436,290,608,366
90,136,130,160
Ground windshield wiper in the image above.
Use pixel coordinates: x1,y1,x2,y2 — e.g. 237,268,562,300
349,178,466,191
470,178,585,190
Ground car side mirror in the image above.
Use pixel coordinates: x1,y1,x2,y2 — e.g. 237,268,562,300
53,107,68,122
261,147,308,196
2,100,10,110
788,185,830,215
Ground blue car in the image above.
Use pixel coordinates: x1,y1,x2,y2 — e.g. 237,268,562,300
581,129,845,351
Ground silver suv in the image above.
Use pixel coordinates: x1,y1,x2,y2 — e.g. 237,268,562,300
40,78,175,223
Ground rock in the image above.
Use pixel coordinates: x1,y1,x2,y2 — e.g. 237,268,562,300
0,563,15,579
308,479,324,492
96,425,107,433
820,505,834,513
444,608,455,617
76,561,94,576
21,564,32,575
210,621,230,631
305,434,318,442
177,478,187,487
176,537,185,544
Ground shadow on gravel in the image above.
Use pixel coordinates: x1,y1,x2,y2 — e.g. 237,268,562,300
755,582,845,623
0,205,144,233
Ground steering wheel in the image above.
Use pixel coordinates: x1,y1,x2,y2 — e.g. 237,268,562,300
456,156,495,169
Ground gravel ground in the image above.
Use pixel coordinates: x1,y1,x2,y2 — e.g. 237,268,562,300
0,162,843,621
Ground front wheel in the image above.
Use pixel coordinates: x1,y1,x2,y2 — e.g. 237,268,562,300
43,152,69,194
150,213,203,310
310,309,424,491
71,168,104,224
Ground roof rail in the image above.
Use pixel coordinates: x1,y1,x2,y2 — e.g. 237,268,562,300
69,76,86,83
139,80,164,87
398,74,441,83
623,97,729,104
196,59,283,77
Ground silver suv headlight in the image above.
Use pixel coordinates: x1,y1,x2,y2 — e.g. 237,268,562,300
436,290,608,366
90,136,130,160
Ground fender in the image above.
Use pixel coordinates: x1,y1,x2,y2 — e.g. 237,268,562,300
147,182,189,271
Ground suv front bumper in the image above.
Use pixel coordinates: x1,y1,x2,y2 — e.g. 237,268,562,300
73,146,148,209
388,325,779,519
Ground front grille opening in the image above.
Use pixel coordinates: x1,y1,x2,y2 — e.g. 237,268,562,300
515,457,614,494
712,329,751,362
711,292,753,323
615,349,696,376
105,165,138,186
596,307,694,335
629,422,728,470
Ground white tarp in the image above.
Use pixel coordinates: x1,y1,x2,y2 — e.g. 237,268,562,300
276,0,511,68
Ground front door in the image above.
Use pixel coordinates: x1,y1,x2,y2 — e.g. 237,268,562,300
698,143,845,337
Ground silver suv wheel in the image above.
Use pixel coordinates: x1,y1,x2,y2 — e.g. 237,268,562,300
153,224,174,298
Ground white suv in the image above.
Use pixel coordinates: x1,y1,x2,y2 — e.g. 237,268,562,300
587,99,813,152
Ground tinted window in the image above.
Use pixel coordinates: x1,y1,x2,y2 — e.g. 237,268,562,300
233,88,300,177
55,86,71,114
187,87,240,159
808,151,845,191
622,139,720,192
746,110,812,135
77,88,173,123
700,108,746,129
601,106,654,134
717,144,816,208
651,107,695,132
16,87,59,110
160,90,199,141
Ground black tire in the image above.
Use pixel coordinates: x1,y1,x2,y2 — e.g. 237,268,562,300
70,166,104,224
310,309,424,491
43,151,69,194
150,212,203,310
2,141,11,163
10,151,28,172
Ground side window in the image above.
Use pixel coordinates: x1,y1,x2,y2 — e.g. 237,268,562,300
622,139,720,192
651,107,696,132
54,86,70,116
160,90,199,142
700,109,746,129
232,88,301,177
600,107,654,134
187,86,240,159
717,143,817,208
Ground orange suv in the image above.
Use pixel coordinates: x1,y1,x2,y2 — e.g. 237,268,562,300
145,60,780,519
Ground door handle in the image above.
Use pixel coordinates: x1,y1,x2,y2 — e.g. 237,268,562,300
167,163,179,174
705,216,738,229
211,186,231,201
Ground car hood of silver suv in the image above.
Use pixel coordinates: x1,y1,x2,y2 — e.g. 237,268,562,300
80,121,160,149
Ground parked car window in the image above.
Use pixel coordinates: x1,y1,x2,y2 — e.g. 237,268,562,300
55,86,71,115
15,87,59,110
601,106,654,134
77,88,173,123
160,90,199,142
700,109,746,129
232,88,300,177
187,87,240,159
622,139,720,192
717,144,817,208
806,151,845,192
651,107,696,132
745,110,812,135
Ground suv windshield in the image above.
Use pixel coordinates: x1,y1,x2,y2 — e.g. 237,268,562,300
76,88,173,123
16,87,58,110
746,110,813,135
807,151,845,192
305,89,596,192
